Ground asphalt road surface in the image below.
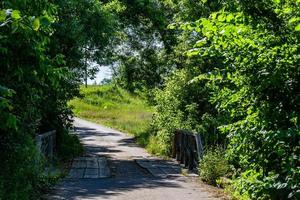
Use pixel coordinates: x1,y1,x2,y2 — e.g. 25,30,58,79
47,118,224,200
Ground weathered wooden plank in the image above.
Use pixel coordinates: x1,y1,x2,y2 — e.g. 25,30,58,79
99,166,111,178
84,168,98,179
86,158,98,169
35,130,56,160
72,159,87,168
172,130,203,170
98,157,111,178
146,167,167,178
160,167,180,175
194,134,203,159
67,168,85,179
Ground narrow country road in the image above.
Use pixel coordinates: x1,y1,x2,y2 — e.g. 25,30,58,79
48,118,224,200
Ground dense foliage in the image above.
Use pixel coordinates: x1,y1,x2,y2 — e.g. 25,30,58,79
150,68,223,155
1,0,299,199
179,1,300,199
109,0,300,199
199,147,229,185
0,0,121,199
109,0,174,92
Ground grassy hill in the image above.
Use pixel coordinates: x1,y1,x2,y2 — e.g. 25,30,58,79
69,85,154,146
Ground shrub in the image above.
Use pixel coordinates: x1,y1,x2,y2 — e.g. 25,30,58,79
147,130,171,155
199,147,229,185
0,0,121,199
0,132,43,200
0,86,43,200
151,69,225,156
180,1,300,198
56,129,84,161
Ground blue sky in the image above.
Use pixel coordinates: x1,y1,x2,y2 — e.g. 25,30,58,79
87,65,112,85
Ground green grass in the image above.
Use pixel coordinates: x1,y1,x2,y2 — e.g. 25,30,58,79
69,85,154,147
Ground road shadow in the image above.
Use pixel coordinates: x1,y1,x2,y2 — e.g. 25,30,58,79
47,123,188,199
73,126,145,156
117,137,140,148
75,127,122,138
49,176,182,200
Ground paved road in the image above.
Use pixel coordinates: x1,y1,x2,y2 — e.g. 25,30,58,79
48,118,223,200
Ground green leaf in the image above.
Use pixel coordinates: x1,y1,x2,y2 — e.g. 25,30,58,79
217,14,226,22
11,10,21,20
295,23,300,31
11,21,19,33
167,23,176,30
186,48,200,57
288,17,300,24
180,22,193,31
194,38,207,47
32,18,40,31
226,13,235,22
283,7,292,14
6,115,17,129
0,10,6,22
211,13,217,20
40,15,54,26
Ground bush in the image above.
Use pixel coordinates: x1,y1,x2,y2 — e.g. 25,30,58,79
151,69,225,156
199,147,229,185
0,0,120,199
56,129,84,161
0,86,82,199
179,1,300,198
147,130,171,155
0,133,43,200
0,86,43,200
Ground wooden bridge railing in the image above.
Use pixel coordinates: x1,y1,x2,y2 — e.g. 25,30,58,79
172,130,204,170
36,130,56,160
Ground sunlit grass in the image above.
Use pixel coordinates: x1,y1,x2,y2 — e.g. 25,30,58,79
69,85,154,147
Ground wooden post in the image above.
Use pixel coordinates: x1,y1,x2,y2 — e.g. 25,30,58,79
172,131,178,158
172,130,204,170
36,130,56,160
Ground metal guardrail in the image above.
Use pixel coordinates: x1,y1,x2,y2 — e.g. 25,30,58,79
36,130,56,160
172,130,204,170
